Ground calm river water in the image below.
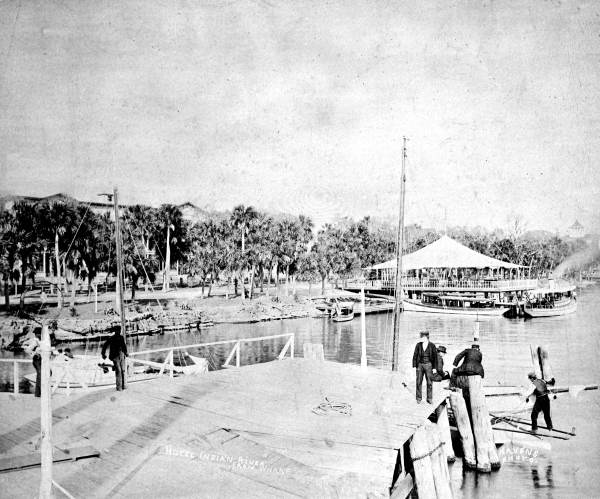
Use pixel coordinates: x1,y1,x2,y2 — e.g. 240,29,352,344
2,284,599,498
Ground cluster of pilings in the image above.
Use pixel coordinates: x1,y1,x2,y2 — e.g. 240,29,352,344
409,403,455,498
449,376,501,472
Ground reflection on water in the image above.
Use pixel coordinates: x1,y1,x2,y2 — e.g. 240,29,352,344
531,464,554,489
2,285,600,497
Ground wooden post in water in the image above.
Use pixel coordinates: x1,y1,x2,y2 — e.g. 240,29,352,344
391,137,407,372
530,344,542,379
424,422,453,499
538,345,554,382
436,402,456,463
40,324,52,498
449,390,476,469
409,424,436,498
467,376,498,472
360,286,367,369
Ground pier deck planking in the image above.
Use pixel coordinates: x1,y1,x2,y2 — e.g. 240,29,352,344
0,358,446,498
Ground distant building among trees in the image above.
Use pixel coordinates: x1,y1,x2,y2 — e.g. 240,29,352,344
566,220,585,239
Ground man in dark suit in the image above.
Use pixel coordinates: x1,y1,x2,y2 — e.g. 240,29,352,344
450,343,484,388
412,331,437,404
431,345,450,382
102,329,129,391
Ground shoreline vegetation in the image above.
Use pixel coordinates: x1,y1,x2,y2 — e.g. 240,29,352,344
1,197,597,347
0,282,334,347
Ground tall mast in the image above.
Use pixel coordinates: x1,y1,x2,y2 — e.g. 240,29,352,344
391,137,407,371
113,187,127,339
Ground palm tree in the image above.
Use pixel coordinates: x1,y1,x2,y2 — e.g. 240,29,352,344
9,202,43,310
154,205,186,291
125,205,158,256
184,220,222,298
0,209,18,310
230,205,258,300
39,201,78,308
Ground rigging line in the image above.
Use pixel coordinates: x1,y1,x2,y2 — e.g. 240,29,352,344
63,201,93,259
124,218,163,309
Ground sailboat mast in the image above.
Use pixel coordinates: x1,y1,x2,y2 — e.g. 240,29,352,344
113,187,127,339
391,137,407,371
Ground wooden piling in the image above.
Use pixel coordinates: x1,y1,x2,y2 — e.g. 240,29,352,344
40,325,52,498
436,402,456,463
538,345,554,382
467,376,499,472
530,344,542,378
409,425,437,498
449,390,476,469
424,422,453,499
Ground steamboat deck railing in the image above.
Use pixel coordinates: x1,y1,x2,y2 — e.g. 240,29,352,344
345,278,539,292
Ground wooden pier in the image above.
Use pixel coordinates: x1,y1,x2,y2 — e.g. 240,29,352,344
0,358,447,498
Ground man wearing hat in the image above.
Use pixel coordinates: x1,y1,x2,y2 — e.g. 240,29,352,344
524,372,553,432
412,331,437,404
450,342,485,388
431,345,450,382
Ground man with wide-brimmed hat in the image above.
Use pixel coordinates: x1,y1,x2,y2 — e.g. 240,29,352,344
412,330,437,404
431,345,450,382
524,371,553,432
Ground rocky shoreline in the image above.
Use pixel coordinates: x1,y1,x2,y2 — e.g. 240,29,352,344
0,291,322,349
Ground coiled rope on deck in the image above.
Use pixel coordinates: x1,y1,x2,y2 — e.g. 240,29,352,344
312,396,352,416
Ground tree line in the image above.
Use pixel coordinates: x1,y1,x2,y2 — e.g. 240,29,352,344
0,198,591,310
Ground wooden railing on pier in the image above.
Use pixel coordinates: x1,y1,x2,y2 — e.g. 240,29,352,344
1,333,295,394
128,333,295,377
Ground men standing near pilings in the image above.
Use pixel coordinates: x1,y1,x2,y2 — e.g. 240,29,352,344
412,331,437,404
447,341,500,472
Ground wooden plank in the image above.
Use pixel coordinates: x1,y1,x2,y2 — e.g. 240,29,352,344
0,358,445,498
0,446,99,472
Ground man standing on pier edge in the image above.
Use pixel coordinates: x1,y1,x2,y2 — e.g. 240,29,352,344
412,331,437,404
102,328,129,391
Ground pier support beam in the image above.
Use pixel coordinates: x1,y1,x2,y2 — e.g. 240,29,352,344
467,376,500,471
436,402,455,463
409,425,437,498
449,390,476,469
40,324,53,498
424,422,453,499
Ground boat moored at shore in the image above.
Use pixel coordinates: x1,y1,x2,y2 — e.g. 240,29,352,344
524,282,577,318
403,293,510,316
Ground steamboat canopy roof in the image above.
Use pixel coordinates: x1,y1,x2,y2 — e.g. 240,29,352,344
368,235,523,271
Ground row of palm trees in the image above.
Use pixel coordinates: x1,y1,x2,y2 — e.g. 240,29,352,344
0,197,590,311
0,198,398,310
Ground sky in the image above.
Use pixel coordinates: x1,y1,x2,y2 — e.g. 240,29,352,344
0,0,599,234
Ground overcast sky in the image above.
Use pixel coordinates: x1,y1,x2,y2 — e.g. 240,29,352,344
1,0,599,233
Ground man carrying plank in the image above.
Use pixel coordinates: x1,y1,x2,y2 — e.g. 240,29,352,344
524,372,553,432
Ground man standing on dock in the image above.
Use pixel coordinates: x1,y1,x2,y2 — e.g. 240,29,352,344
412,331,437,404
525,372,553,432
102,328,129,391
